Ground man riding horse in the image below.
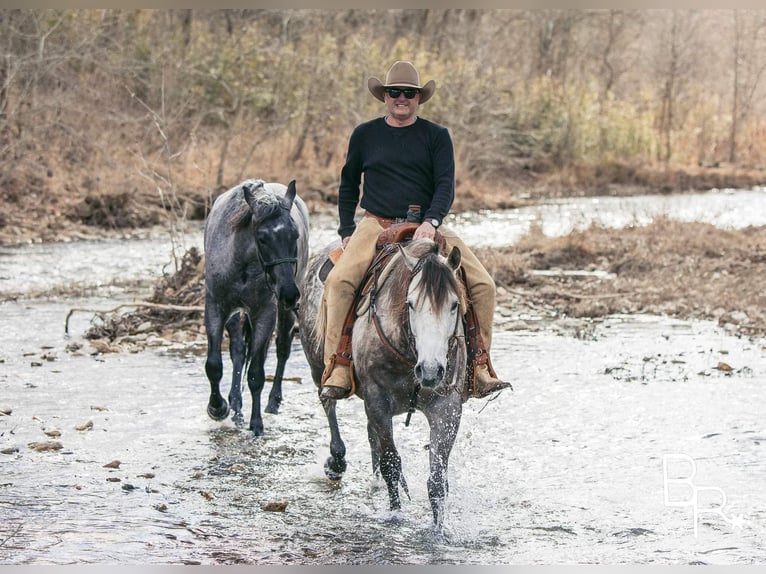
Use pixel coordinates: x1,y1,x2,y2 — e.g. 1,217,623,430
319,60,511,401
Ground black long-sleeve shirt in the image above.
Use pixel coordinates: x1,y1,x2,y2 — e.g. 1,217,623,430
337,116,455,239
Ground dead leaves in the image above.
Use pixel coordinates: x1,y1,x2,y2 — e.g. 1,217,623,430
714,361,733,372
75,420,94,431
28,440,63,452
261,500,288,512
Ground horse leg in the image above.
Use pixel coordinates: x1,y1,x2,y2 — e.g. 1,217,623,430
265,307,295,415
245,328,271,436
225,312,248,426
367,420,382,481
364,398,403,511
425,400,462,526
321,397,347,480
204,301,229,421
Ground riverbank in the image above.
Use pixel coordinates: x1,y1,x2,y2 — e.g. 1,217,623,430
2,162,765,246
3,168,766,346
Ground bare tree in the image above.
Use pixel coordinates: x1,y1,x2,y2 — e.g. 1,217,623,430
728,10,766,164
654,10,702,163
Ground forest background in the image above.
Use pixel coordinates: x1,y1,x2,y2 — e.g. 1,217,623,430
2,8,766,244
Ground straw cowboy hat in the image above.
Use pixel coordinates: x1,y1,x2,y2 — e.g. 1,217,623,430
367,61,436,104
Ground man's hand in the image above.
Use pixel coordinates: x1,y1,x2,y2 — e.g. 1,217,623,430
413,220,437,241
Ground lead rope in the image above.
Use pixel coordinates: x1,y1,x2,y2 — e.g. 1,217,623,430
405,383,421,427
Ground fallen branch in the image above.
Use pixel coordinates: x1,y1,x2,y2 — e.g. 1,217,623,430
65,301,204,335
0,522,22,548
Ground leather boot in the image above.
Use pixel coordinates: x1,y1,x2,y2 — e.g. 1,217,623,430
320,362,352,400
472,363,512,399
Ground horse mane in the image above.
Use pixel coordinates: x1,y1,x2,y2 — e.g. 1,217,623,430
230,188,284,231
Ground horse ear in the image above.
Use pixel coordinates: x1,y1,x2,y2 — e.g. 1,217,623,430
284,179,297,209
397,243,419,271
447,246,462,271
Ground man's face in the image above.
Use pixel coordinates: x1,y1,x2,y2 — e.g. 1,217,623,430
384,87,421,122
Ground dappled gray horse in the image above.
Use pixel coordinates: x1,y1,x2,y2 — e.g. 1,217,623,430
204,179,309,436
300,237,466,525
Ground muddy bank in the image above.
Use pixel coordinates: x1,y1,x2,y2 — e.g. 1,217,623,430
480,218,766,339
3,163,765,246
67,217,766,358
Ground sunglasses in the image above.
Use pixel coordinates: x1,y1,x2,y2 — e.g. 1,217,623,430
385,88,420,99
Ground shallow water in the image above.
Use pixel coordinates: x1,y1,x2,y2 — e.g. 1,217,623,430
2,188,766,564
454,187,766,246
1,298,765,565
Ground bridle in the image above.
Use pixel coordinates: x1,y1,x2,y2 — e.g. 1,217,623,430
255,205,298,288
368,251,462,425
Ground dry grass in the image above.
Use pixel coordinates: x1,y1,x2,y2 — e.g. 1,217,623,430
80,217,766,353
477,218,766,337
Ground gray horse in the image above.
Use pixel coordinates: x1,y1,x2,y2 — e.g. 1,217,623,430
300,237,467,525
204,179,309,436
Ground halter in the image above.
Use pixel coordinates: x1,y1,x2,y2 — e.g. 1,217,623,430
261,256,298,268
368,250,461,426
255,204,298,289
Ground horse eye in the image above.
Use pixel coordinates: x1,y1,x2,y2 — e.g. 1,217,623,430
407,300,415,311
450,301,459,312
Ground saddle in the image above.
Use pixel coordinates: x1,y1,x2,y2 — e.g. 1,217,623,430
322,222,495,398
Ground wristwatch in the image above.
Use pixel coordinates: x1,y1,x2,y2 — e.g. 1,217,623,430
427,218,440,229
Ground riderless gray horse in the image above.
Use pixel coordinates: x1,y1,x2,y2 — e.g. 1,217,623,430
300,236,466,525
204,179,309,436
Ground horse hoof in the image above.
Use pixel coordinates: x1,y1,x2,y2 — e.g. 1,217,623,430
324,456,346,481
207,401,229,421
264,402,280,415
250,422,265,437
231,412,245,427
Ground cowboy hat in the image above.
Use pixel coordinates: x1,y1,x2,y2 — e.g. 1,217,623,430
367,61,436,104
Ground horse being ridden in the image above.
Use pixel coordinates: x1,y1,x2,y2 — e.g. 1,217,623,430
204,179,309,436
300,235,466,525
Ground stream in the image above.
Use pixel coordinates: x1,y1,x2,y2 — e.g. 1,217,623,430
1,188,765,565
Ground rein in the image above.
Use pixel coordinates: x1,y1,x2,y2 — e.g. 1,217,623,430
369,259,419,369
261,256,297,268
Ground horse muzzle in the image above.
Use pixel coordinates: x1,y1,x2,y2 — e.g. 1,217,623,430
414,360,446,388
277,283,300,311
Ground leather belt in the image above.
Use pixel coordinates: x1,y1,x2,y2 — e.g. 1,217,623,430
364,211,408,229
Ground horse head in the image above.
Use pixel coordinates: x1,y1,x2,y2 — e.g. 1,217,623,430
242,179,301,310
398,240,463,389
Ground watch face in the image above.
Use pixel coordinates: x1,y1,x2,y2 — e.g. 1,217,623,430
430,218,440,228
